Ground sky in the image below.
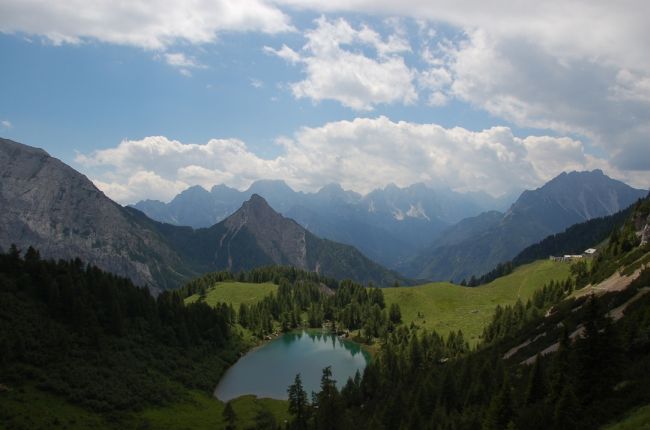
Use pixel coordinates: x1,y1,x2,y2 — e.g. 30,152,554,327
1,0,649,204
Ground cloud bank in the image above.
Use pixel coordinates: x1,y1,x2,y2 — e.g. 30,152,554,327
0,0,293,49
75,117,645,204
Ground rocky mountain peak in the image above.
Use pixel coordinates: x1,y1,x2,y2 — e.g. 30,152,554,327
238,194,280,219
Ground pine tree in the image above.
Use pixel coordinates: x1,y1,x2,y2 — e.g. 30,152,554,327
525,355,546,405
288,373,309,430
314,366,343,430
223,401,236,430
553,385,581,430
483,375,513,430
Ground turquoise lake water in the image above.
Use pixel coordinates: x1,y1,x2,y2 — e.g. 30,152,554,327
214,330,369,401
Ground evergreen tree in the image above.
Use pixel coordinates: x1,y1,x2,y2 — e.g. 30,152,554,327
223,401,236,430
553,385,581,430
314,366,343,430
524,355,545,405
483,375,513,430
288,374,309,430
389,303,402,324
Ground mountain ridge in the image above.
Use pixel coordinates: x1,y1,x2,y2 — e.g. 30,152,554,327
406,170,647,282
132,179,513,267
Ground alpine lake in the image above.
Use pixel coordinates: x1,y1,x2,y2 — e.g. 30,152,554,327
215,330,370,401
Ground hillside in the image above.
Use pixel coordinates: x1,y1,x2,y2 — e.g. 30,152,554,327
383,260,571,343
333,199,650,430
407,170,647,282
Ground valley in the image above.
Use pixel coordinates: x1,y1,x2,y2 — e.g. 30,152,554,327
3,4,649,428
1,138,649,430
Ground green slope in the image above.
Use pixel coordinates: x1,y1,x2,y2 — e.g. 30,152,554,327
185,282,278,309
1,385,288,430
383,259,571,343
602,404,650,430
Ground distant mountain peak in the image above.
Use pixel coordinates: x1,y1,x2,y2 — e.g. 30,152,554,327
227,194,284,230
177,185,209,197
244,193,273,210
318,183,345,193
247,179,293,193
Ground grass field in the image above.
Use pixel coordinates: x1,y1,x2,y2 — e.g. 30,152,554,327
602,404,650,430
139,391,289,430
0,385,110,429
182,262,570,345
185,282,278,309
0,385,288,430
383,260,571,344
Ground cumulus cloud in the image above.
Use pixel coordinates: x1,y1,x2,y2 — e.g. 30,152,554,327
75,117,645,205
265,17,417,110
425,29,650,171
1,120,11,129
0,0,293,50
272,1,650,172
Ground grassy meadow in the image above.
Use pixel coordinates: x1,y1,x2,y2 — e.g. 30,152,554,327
183,260,571,346
602,404,650,430
1,385,289,430
383,260,571,344
185,281,278,309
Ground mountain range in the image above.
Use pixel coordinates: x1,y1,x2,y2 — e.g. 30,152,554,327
0,138,404,291
404,170,647,281
2,137,646,290
133,180,515,267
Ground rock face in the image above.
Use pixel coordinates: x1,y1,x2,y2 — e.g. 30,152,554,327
221,195,308,269
405,170,648,282
0,138,194,292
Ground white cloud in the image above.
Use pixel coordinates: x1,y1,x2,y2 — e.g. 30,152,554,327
266,17,417,110
164,52,202,68
611,69,650,103
271,1,650,171
264,44,301,64
250,78,264,88
427,29,650,171
75,117,646,205
159,52,206,76
1,120,12,129
0,0,293,50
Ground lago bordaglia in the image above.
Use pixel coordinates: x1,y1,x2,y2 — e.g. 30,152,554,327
215,330,370,401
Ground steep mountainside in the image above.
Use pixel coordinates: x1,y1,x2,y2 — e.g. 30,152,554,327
149,194,406,286
0,138,195,291
133,180,511,267
407,170,647,282
0,139,404,289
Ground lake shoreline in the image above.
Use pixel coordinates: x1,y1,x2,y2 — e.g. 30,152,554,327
214,329,370,402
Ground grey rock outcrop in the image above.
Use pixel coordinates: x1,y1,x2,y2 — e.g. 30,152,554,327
0,138,193,292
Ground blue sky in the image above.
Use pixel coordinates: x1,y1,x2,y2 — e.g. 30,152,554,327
1,1,648,203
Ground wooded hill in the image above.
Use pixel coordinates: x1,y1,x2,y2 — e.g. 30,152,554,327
277,196,650,430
